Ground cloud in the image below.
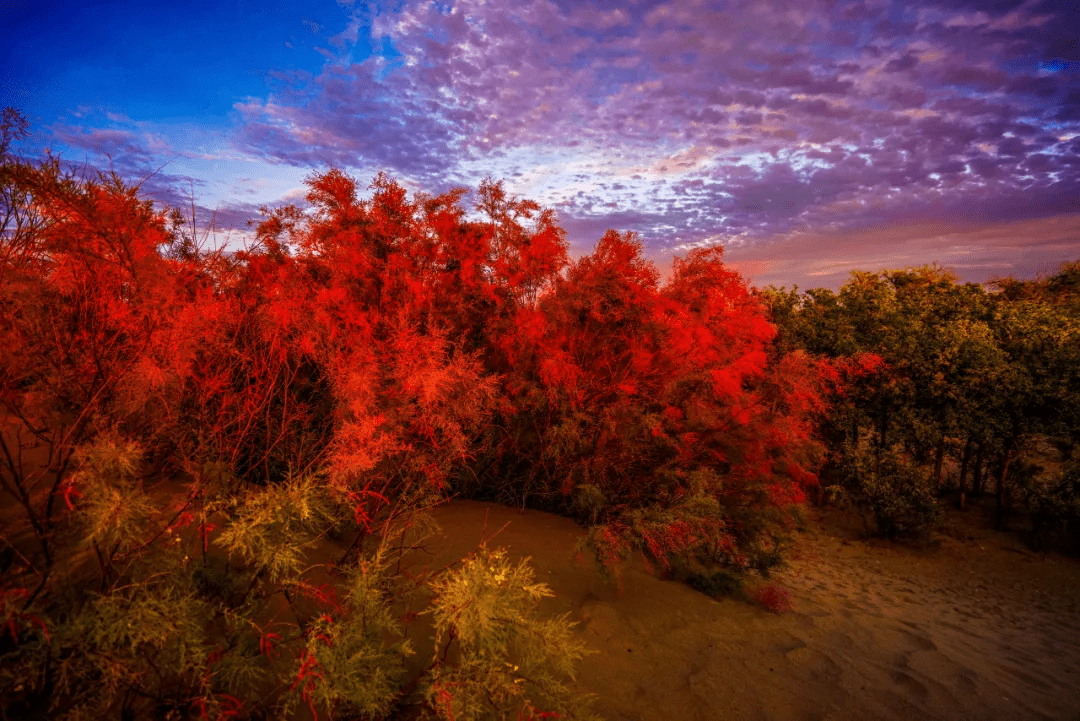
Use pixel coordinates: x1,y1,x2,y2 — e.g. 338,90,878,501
53,126,155,163
31,0,1077,288
224,0,1075,269
722,213,1080,291
41,115,267,240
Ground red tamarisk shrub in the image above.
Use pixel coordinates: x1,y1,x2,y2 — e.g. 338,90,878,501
754,583,794,614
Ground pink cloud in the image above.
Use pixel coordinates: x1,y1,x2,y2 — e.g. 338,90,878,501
722,214,1080,290
40,0,1080,277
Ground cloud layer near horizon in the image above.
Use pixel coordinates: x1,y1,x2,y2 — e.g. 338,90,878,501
10,0,1080,288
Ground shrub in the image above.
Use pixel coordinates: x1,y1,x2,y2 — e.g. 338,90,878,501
0,454,595,720
579,468,799,587
838,443,942,539
424,546,596,721
687,571,744,599
1022,462,1080,551
753,583,794,614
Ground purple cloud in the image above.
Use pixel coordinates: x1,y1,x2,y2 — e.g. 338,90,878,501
22,0,1076,287
225,0,1075,268
725,212,1080,292
46,126,191,201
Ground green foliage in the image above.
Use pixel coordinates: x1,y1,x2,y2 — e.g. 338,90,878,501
287,544,411,720
1021,462,1080,550
72,431,155,553
424,546,594,721
0,569,224,719
3,478,595,720
837,444,941,538
572,483,607,525
767,259,1080,543
686,570,744,599
63,583,214,712
216,471,343,583
80,584,210,666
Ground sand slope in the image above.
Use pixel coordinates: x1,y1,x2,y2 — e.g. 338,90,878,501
422,500,1080,721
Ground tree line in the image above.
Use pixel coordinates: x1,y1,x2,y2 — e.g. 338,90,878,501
762,259,1080,543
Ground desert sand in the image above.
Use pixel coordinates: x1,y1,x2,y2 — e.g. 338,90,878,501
419,499,1080,721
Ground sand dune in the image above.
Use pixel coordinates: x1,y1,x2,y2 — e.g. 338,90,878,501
422,500,1080,721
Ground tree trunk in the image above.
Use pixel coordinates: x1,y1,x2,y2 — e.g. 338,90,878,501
933,437,946,493
972,442,984,496
878,405,889,452
958,438,973,510
995,445,1014,531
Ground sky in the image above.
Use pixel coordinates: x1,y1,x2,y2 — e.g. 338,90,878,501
2,0,1078,290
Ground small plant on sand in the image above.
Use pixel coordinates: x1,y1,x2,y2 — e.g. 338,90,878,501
0,444,595,720
423,545,596,721
753,583,794,614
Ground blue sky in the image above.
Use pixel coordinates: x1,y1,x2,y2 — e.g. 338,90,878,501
2,0,1078,289
2,1,361,120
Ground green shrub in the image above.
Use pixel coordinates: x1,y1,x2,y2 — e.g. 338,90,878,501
686,570,744,599
1022,462,1080,550
0,440,595,720
838,443,942,539
424,546,596,721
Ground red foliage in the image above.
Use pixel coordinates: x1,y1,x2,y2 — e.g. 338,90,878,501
194,693,243,721
0,587,49,643
754,583,794,613
1,162,845,709
230,170,839,563
291,581,343,615
431,681,458,721
501,235,834,520
258,631,283,660
292,648,326,721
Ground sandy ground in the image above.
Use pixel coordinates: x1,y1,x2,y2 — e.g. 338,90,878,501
419,499,1080,721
